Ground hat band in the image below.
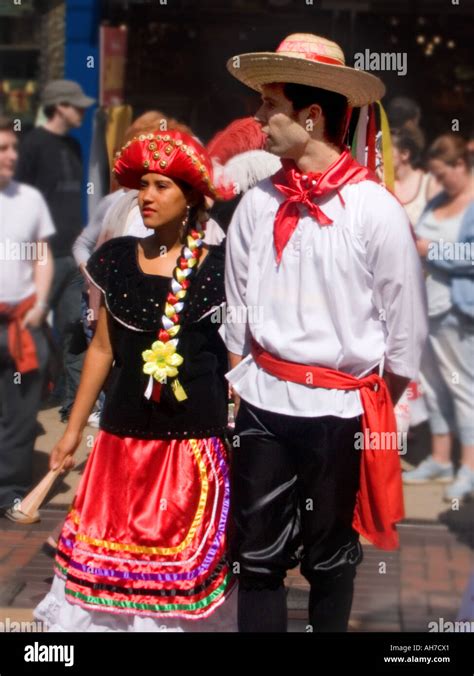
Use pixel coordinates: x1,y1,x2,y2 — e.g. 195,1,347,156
277,51,344,67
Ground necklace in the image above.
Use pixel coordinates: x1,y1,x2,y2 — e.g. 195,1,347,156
142,217,206,403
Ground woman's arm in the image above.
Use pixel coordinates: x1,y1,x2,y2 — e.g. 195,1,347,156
50,301,114,470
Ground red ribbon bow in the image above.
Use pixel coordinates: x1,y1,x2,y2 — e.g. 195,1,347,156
271,149,377,263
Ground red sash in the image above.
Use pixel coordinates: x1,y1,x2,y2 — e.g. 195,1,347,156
251,338,404,550
0,294,39,373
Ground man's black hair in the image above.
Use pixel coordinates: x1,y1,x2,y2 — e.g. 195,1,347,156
282,83,348,146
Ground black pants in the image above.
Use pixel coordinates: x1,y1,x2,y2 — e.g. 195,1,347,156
0,323,49,509
230,400,363,632
49,256,86,415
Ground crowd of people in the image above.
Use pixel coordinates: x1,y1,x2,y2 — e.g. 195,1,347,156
387,100,474,501
0,31,472,632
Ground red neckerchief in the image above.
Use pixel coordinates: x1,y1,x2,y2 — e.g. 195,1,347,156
271,148,378,263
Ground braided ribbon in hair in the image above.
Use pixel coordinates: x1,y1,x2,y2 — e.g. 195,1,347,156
142,219,206,403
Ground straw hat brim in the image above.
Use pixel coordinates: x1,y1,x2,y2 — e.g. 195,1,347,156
226,53,385,107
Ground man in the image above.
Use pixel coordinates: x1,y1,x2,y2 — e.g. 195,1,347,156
0,116,55,522
223,34,428,632
16,80,95,422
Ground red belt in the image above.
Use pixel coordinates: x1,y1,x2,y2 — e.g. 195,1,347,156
251,338,404,550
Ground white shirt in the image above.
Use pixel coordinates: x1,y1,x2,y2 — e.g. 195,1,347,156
0,180,55,303
222,178,428,418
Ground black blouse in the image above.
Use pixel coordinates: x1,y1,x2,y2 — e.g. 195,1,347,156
86,236,228,440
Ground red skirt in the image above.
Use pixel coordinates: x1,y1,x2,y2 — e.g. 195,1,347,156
54,431,235,620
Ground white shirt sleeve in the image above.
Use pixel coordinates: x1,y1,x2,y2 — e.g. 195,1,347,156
364,186,428,379
203,217,225,245
223,191,256,356
73,192,122,266
35,191,56,240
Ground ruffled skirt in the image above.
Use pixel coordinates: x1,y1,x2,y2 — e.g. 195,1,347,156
34,431,237,631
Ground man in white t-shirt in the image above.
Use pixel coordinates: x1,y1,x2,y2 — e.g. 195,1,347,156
223,34,428,632
0,116,55,522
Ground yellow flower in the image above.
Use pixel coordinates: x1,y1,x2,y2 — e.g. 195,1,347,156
142,339,184,383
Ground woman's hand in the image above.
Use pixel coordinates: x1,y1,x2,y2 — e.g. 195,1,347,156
50,429,83,472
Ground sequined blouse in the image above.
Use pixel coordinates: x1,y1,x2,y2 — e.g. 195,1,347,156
85,236,228,440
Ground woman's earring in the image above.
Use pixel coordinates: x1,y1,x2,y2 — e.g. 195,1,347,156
180,204,191,241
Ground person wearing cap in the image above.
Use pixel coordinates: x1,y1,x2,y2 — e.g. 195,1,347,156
34,129,237,631
15,80,95,424
223,33,428,632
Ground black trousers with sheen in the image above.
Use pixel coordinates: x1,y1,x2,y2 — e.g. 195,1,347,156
229,400,363,632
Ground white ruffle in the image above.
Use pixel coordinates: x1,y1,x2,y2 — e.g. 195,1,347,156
34,575,238,632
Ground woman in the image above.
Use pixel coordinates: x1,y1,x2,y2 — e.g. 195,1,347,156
391,128,441,434
403,134,474,501
72,113,224,429
392,127,440,227
34,130,236,631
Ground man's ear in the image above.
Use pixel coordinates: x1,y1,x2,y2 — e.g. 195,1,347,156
307,103,323,127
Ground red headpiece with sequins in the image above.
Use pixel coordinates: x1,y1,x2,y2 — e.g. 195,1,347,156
113,130,220,199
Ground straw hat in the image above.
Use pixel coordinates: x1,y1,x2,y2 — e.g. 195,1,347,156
226,33,385,107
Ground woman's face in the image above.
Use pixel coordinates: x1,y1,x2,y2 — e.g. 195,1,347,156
428,158,469,197
391,143,410,172
138,173,188,230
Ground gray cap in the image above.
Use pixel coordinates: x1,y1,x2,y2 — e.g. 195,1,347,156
41,79,96,108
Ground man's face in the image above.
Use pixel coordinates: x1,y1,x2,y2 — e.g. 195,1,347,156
57,103,86,129
254,83,312,159
0,130,18,186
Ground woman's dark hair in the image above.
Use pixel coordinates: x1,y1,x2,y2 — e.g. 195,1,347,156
387,97,421,128
427,133,470,169
392,128,423,169
281,83,348,146
174,178,207,235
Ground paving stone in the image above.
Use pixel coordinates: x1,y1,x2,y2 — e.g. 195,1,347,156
0,580,25,606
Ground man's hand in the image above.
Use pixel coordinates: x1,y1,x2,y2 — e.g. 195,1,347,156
229,385,241,420
21,304,47,329
228,352,244,419
383,370,410,406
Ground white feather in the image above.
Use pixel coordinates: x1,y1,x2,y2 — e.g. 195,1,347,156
214,150,282,195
